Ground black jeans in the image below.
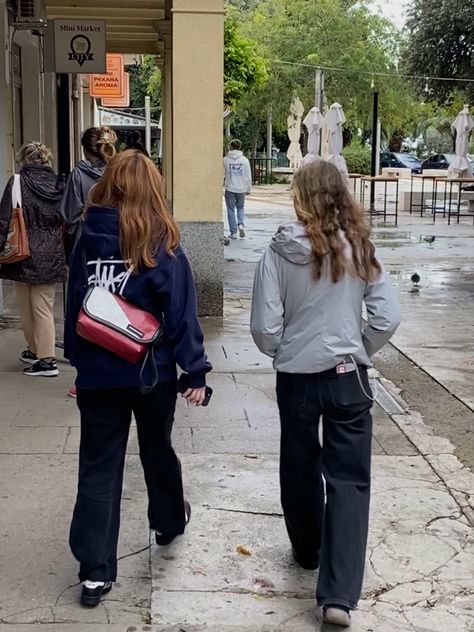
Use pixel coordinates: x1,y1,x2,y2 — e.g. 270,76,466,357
69,382,184,582
276,369,373,610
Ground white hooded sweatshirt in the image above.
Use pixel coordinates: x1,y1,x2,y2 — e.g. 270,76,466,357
224,150,252,194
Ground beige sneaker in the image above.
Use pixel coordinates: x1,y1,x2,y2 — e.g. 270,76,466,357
323,607,351,627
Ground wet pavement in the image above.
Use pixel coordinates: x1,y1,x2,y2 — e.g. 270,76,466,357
0,186,473,632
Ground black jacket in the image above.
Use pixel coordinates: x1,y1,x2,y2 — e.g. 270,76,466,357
0,166,66,285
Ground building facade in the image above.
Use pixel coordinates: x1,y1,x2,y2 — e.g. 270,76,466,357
0,0,224,315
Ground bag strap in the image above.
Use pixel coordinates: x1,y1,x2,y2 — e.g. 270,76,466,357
138,340,160,394
12,175,22,209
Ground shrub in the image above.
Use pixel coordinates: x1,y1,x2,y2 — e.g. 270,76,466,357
342,144,371,175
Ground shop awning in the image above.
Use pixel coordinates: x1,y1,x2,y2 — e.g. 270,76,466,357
46,0,168,53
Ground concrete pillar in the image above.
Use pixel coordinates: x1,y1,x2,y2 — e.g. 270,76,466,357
162,34,173,200
172,0,224,316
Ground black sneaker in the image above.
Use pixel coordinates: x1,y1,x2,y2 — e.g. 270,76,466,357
292,547,320,571
80,580,112,607
23,359,59,377
155,500,191,546
19,349,38,365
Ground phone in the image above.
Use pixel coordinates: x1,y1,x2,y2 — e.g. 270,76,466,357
177,374,213,407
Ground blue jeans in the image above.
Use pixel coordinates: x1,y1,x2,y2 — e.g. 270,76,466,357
276,369,373,610
225,191,245,234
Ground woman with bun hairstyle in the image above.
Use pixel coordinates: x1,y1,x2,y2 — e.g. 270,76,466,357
61,125,117,262
61,126,117,397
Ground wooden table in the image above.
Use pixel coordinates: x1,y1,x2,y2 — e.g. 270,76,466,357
360,176,399,225
348,173,363,198
433,177,474,225
410,173,444,217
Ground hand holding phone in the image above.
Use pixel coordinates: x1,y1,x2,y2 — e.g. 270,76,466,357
178,374,213,407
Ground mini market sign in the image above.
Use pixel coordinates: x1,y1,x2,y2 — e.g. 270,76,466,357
44,20,106,74
90,54,125,98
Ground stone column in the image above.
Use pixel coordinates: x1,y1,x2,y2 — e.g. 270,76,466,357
172,0,224,316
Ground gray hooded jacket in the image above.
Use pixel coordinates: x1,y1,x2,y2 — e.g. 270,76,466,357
60,159,106,261
250,222,401,373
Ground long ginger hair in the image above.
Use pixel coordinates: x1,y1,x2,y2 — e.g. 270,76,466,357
292,160,381,282
88,150,179,270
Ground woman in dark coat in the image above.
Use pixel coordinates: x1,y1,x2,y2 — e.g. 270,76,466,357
0,142,66,377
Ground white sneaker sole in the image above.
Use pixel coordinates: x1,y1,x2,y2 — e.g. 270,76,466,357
323,608,351,627
230,234,238,240
238,227,245,238
24,369,59,377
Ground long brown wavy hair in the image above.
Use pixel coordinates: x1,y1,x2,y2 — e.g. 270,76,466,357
88,150,180,270
292,160,381,282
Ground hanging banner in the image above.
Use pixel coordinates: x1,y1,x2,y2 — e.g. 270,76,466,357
43,20,106,74
90,54,124,98
101,73,130,108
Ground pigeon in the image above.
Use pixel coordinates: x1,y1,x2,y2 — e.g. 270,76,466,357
411,273,420,286
423,236,435,245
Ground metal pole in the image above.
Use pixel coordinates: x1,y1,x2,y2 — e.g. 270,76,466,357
145,95,151,155
370,90,379,211
266,108,273,159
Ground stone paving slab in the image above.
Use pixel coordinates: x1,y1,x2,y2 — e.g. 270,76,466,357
150,455,473,631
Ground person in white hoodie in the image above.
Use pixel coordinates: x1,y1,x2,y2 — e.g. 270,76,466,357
223,139,252,239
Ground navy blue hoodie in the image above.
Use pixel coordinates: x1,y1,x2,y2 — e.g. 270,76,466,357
64,206,212,390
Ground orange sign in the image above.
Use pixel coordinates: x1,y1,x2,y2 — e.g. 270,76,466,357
101,72,130,108
89,54,124,98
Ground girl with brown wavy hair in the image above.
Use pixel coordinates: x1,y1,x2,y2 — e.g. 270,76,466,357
251,160,400,626
64,150,211,607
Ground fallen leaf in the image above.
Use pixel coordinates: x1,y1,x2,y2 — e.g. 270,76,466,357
236,545,252,556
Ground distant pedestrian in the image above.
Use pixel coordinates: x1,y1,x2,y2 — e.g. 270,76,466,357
0,142,65,377
127,130,149,156
250,160,400,627
224,139,252,240
64,150,211,608
61,125,117,398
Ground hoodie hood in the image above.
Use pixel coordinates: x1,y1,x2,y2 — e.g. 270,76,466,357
20,165,64,203
227,150,244,161
76,159,106,180
81,206,120,259
270,221,313,265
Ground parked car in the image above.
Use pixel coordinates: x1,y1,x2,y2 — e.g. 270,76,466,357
421,153,455,171
422,153,474,172
380,151,422,173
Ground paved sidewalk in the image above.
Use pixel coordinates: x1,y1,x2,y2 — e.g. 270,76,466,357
0,193,473,632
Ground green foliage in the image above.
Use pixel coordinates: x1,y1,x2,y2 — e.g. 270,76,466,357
127,56,162,110
404,0,474,103
229,0,419,152
224,14,268,108
342,143,371,175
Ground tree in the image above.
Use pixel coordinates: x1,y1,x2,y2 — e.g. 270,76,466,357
224,13,268,108
230,0,418,152
404,0,474,103
127,55,161,110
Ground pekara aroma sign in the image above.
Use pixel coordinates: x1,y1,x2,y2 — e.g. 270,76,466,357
44,20,106,74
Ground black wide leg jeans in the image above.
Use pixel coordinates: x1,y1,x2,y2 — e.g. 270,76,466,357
69,382,185,582
276,369,373,610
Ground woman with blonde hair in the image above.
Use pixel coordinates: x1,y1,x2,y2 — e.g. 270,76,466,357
251,160,400,626
0,142,65,376
64,150,211,607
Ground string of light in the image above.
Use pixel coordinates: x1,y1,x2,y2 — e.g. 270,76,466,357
269,59,474,84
